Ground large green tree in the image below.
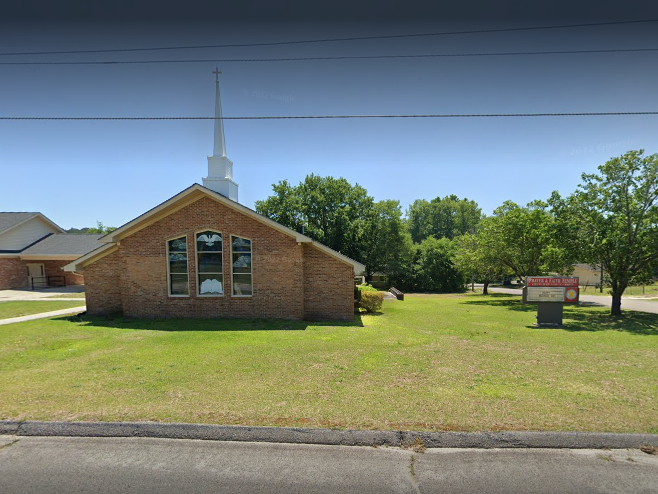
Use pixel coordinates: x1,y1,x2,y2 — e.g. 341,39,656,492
478,200,574,280
360,199,410,279
406,195,482,243
453,225,511,295
566,150,658,316
255,174,373,262
412,237,465,292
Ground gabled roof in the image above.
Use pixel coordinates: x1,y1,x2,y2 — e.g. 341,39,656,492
66,184,366,273
0,212,37,233
19,233,104,259
0,212,65,236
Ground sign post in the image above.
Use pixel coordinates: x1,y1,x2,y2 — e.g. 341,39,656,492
523,276,579,326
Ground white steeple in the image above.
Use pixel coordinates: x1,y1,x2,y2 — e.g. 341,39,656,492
203,68,239,202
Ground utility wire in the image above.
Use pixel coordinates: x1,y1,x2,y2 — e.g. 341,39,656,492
1,47,656,65
0,19,655,57
2,112,657,120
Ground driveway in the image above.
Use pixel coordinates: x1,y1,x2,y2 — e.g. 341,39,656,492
489,287,658,314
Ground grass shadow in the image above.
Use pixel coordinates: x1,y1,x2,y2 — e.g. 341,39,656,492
463,294,658,336
559,308,658,336
55,313,366,331
462,293,536,313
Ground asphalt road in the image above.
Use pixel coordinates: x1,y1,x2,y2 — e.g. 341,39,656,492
1,436,657,494
489,287,658,314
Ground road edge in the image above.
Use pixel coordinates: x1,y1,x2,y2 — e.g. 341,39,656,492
1,421,656,449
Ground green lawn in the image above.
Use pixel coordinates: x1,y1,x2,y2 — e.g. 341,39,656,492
0,301,86,319
0,293,656,433
580,284,658,299
47,292,86,299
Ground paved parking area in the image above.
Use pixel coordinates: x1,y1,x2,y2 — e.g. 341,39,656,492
0,285,85,301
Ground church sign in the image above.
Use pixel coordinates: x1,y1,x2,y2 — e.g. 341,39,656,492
525,276,579,304
523,276,580,326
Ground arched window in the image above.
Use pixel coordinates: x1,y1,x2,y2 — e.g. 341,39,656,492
167,236,189,296
231,235,252,296
196,231,223,295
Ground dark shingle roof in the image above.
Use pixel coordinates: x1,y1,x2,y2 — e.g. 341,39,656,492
20,234,104,256
0,212,39,234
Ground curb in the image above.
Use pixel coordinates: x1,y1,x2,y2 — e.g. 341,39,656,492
1,421,656,449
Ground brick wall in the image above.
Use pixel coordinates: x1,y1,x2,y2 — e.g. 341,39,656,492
0,258,85,290
83,195,356,321
43,260,85,286
84,250,123,315
0,258,84,290
0,258,27,290
303,244,355,321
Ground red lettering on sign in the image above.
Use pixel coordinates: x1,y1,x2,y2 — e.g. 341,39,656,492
526,277,579,287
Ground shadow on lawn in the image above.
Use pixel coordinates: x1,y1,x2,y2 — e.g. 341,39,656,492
55,313,366,331
462,294,658,336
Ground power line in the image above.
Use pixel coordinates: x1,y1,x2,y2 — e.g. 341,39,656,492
2,47,656,65
0,19,655,57
2,112,657,120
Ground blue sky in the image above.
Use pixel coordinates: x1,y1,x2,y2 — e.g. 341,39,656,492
1,8,657,230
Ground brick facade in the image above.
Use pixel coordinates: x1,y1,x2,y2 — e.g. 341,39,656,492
84,196,355,321
43,260,85,286
0,258,84,290
84,250,123,315
0,258,27,290
303,243,354,320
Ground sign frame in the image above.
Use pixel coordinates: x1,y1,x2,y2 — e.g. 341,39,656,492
523,276,579,304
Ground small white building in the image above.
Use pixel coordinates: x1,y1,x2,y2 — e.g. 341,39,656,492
572,264,604,286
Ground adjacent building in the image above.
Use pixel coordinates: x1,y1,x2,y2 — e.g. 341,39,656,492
0,212,103,289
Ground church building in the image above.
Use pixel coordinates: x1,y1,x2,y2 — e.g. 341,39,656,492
66,71,364,321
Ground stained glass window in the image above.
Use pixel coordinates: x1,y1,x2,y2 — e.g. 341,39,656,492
167,236,188,296
196,231,223,295
231,236,252,296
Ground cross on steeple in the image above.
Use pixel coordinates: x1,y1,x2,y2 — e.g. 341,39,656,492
212,67,221,83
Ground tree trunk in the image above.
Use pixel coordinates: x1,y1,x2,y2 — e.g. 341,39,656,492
611,293,622,316
483,281,489,295
610,281,626,317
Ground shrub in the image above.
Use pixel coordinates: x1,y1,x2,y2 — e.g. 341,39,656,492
359,290,384,313
356,283,378,302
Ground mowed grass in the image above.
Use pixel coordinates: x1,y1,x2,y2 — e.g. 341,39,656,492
580,283,658,299
47,292,86,299
0,301,86,319
0,293,656,433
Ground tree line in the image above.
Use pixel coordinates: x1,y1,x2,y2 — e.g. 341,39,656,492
256,150,658,316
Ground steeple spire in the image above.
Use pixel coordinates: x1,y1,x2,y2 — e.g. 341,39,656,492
203,68,239,202
212,68,227,158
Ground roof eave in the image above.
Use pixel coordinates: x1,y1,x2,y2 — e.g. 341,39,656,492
84,184,365,272
20,254,81,261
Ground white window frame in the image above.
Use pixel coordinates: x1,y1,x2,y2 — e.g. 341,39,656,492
166,234,190,297
230,234,253,297
195,229,224,297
